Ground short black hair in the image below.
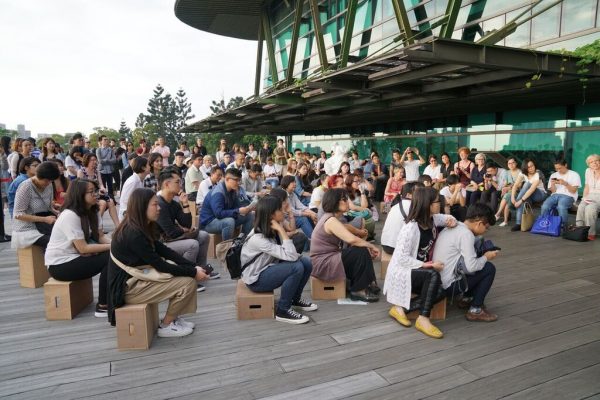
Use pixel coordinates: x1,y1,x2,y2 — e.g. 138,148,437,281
485,161,497,170
465,203,496,225
401,181,421,198
158,169,179,188
280,175,296,189
322,188,348,213
18,156,40,174
554,158,568,166
225,167,242,179
174,151,184,157
191,153,203,161
446,174,459,185
250,164,263,173
418,174,432,184
294,148,302,154
36,161,61,181
127,152,139,161
269,188,287,203
131,156,148,173
162,165,181,177
210,165,224,175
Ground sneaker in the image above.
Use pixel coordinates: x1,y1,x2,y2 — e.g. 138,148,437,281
275,308,309,324
175,316,195,330
588,235,596,241
202,264,221,279
94,303,108,318
456,296,473,309
511,224,521,232
196,284,206,292
292,298,318,311
158,321,193,337
466,308,498,322
498,221,507,227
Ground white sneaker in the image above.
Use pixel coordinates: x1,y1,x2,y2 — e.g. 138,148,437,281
175,316,195,330
157,321,193,337
499,221,507,227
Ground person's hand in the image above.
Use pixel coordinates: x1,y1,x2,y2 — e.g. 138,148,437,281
194,267,209,281
446,216,457,228
414,148,420,155
99,188,107,195
44,215,57,225
179,191,188,203
515,199,522,208
270,219,286,234
239,206,251,215
484,250,499,260
357,228,368,239
368,246,380,259
423,261,444,271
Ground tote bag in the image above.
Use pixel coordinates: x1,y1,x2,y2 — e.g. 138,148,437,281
521,202,535,232
530,209,561,237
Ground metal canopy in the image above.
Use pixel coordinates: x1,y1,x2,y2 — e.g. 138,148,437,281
181,39,600,135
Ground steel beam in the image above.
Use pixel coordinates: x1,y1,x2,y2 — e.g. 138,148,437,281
339,0,358,69
286,0,305,85
390,0,414,45
309,0,329,72
261,10,279,85
439,0,462,38
255,18,264,96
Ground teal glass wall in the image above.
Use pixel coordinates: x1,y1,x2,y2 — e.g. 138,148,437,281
263,0,600,87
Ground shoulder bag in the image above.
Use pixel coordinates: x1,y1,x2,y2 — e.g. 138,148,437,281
521,202,535,232
110,252,173,283
530,208,561,237
216,233,261,279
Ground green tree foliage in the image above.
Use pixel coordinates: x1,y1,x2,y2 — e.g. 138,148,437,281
209,96,244,115
118,120,132,142
88,127,120,147
176,88,195,130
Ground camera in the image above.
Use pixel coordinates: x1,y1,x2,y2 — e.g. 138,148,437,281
484,174,491,178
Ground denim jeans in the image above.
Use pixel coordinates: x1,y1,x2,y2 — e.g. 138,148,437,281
446,262,496,307
265,177,279,189
541,194,574,227
515,182,546,224
248,256,312,312
204,213,254,240
295,215,314,238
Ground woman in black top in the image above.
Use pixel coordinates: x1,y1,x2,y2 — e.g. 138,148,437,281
468,153,487,205
107,188,208,338
439,152,453,185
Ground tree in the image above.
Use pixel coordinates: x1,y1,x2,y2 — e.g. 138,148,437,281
175,88,195,130
210,96,244,115
89,127,120,147
118,120,132,141
135,113,145,128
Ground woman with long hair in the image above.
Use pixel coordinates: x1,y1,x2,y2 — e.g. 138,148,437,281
344,174,376,239
47,159,69,208
7,138,22,179
384,186,456,339
511,158,547,231
77,153,119,227
338,161,351,181
45,179,111,317
494,157,522,226
241,195,316,324
294,162,313,206
285,158,298,176
9,139,33,179
311,188,381,302
65,146,84,180
108,188,208,337
40,138,60,161
383,166,406,207
143,153,163,191
216,142,228,165
438,152,453,185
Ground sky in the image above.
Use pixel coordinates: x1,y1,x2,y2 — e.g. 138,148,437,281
0,0,257,135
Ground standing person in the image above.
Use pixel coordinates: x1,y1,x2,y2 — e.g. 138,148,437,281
576,154,600,240
273,138,288,169
241,195,316,324
107,188,209,337
77,153,120,227
12,162,61,250
184,154,204,201
40,138,60,161
10,139,33,179
152,137,171,166
96,135,116,198
311,188,381,302
494,157,522,227
7,138,20,179
144,153,163,192
540,159,581,229
510,158,547,232
259,141,271,165
423,155,442,189
45,179,111,317
178,142,190,158
216,142,228,165
196,138,207,157
348,150,361,173
0,136,10,242
119,157,150,221
402,147,425,182
8,157,40,217
136,139,150,155
384,187,456,339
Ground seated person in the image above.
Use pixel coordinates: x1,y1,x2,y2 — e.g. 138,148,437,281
119,156,150,221
8,156,39,217
242,164,268,199
494,157,522,227
384,187,456,339
576,154,600,240
294,163,313,206
12,161,61,250
45,179,111,317
156,170,218,285
383,167,405,210
219,153,232,171
120,152,138,188
418,174,432,187
77,153,119,227
281,175,317,239
433,203,499,322
311,188,381,302
511,158,547,231
308,174,328,213
241,196,316,324
263,157,280,188
200,167,254,240
380,182,419,254
541,159,581,228
199,155,213,178
478,161,506,213
270,188,309,253
184,153,204,202
440,174,467,221
196,166,223,208
345,174,375,240
108,188,209,338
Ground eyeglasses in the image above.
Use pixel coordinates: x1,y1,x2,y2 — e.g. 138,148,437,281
85,190,99,196
353,180,360,183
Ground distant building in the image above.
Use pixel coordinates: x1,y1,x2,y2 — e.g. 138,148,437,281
16,124,31,139
0,123,6,130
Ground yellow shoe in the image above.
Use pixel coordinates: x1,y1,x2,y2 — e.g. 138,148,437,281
389,306,411,327
415,319,444,339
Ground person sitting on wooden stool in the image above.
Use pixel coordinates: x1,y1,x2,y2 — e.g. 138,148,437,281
45,179,112,317
384,187,457,339
241,195,316,325
107,188,209,338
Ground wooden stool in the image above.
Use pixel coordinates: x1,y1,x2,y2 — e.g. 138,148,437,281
116,303,159,350
310,277,346,300
188,202,198,229
207,233,222,259
381,250,392,280
235,280,274,320
18,246,49,288
44,278,94,320
407,298,447,321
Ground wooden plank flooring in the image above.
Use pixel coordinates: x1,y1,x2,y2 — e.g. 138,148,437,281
1,215,599,400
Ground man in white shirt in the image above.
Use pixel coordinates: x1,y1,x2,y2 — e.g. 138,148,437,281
119,157,150,221
433,203,499,322
440,174,467,221
541,159,581,227
227,153,246,175
196,166,223,207
184,154,204,201
402,147,425,182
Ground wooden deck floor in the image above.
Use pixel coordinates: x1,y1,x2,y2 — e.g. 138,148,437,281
1,216,600,399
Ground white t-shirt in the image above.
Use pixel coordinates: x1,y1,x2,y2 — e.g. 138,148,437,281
440,185,466,200
45,209,86,266
64,156,80,177
423,165,441,181
523,172,545,191
309,186,325,209
403,160,421,182
119,173,143,221
548,169,581,202
381,199,411,248
197,177,216,205
263,164,279,178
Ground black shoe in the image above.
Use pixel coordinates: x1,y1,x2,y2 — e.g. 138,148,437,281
350,291,379,303
275,308,309,324
292,298,318,311
94,303,108,318
511,224,521,232
196,284,206,292
202,264,221,279
368,284,381,296
0,235,10,243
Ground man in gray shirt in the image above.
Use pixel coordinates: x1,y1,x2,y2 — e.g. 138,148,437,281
432,203,500,322
96,135,116,197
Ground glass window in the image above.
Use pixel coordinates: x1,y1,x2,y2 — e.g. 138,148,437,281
561,0,596,36
497,132,566,178
502,107,567,130
536,31,600,51
531,2,560,44
569,103,600,127
568,130,600,185
467,134,496,151
467,113,496,132
505,7,531,47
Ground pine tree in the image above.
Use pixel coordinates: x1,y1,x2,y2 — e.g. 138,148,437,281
175,88,195,130
135,113,145,128
118,120,132,141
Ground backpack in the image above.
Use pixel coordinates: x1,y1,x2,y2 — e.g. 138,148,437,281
215,233,260,279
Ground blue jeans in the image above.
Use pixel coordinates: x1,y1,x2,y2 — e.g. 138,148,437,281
248,256,312,312
541,194,574,227
295,215,314,239
204,213,254,240
265,177,279,189
515,183,546,224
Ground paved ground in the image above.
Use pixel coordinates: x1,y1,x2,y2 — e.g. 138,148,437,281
1,214,599,399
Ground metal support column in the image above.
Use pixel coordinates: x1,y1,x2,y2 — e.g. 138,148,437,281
286,0,305,85
261,10,279,85
390,0,414,45
255,18,264,96
309,0,329,72
339,0,358,69
439,0,462,38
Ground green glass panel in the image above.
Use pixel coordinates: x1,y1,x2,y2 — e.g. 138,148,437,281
502,107,567,130
569,103,600,127
497,132,565,178
568,130,600,183
561,0,596,36
467,134,495,151
467,113,495,132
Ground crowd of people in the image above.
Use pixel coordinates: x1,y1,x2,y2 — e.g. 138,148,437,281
2,133,598,340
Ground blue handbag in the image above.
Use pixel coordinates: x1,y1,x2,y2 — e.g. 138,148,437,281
530,208,562,237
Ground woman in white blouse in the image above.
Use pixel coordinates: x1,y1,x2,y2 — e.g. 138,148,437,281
383,186,456,339
46,179,112,317
118,157,150,221
576,154,600,240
